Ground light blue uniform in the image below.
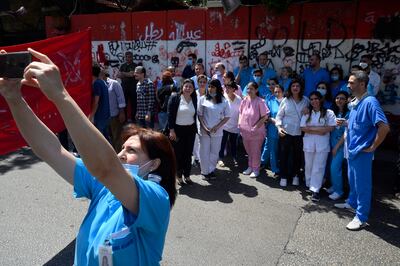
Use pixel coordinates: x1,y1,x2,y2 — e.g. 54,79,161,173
302,67,330,97
329,111,349,196
346,95,388,222
73,158,170,265
234,66,253,90
259,67,277,86
261,95,281,173
278,77,292,92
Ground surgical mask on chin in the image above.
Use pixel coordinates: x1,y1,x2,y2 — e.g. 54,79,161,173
253,76,261,83
331,74,339,81
209,92,217,97
317,88,327,96
122,160,161,183
215,70,221,76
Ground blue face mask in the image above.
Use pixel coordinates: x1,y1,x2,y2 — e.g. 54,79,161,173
317,88,327,96
122,160,162,184
331,74,339,81
187,58,193,66
259,64,266,69
253,76,261,83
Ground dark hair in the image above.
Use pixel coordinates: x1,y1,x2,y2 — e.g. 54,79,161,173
195,62,205,71
330,66,344,80
287,79,304,99
306,91,327,123
361,54,373,61
179,79,195,94
92,64,101,77
225,71,235,82
259,51,268,59
332,91,349,116
188,53,197,60
161,71,174,86
268,77,279,84
121,124,177,207
274,84,283,93
239,55,248,61
316,81,332,103
197,74,208,84
253,68,263,75
246,81,260,97
125,51,133,56
310,53,321,61
225,81,238,91
351,65,362,71
207,79,224,103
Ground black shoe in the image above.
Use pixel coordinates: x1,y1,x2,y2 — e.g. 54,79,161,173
202,174,210,181
311,192,320,202
192,159,200,168
209,171,217,180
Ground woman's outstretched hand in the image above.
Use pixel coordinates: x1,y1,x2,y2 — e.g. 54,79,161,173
22,48,66,102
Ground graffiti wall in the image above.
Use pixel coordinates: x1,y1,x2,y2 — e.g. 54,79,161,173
46,1,400,115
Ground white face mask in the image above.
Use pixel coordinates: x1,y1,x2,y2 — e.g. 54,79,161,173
359,62,369,70
317,88,327,96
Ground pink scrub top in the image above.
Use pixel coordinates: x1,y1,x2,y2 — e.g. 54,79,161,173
239,96,269,140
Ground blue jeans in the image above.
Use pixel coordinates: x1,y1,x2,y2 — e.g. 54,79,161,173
330,146,344,195
261,136,279,173
158,112,168,130
346,152,374,223
94,118,111,141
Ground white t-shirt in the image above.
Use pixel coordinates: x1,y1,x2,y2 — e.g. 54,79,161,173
197,96,230,137
223,94,241,134
300,109,336,152
176,96,195,126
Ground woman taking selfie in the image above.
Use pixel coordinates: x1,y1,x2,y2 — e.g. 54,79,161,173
0,49,176,265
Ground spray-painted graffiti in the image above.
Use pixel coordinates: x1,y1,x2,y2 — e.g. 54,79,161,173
168,22,203,40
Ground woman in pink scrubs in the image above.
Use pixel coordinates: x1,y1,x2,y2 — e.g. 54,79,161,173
238,82,269,177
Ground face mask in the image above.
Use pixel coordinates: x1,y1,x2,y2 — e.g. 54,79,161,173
209,92,217,97
259,64,266,69
331,74,339,81
187,58,193,66
215,70,221,76
123,160,159,182
317,88,327,96
359,62,369,70
253,76,261,83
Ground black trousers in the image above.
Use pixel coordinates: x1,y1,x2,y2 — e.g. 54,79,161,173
122,86,137,122
173,123,197,178
219,130,238,159
279,134,303,180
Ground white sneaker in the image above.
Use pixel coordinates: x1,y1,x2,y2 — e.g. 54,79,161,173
334,202,354,210
243,167,252,175
292,176,299,186
250,171,259,178
346,216,366,231
218,160,225,167
280,178,287,187
329,192,342,200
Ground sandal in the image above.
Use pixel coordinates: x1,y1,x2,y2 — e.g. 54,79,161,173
184,176,194,184
177,177,185,186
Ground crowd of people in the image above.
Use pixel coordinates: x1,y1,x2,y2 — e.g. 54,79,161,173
83,50,390,232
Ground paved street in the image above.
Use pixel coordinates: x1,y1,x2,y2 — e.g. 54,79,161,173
0,147,399,265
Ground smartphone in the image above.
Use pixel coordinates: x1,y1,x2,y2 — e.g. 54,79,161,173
0,51,32,78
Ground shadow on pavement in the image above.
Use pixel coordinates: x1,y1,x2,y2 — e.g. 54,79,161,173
43,239,76,266
179,164,258,203
0,147,41,175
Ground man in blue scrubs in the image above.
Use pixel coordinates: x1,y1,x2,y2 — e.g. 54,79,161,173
335,71,390,231
302,54,329,97
243,69,269,98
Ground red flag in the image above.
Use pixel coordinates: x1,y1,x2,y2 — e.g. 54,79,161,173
0,30,92,155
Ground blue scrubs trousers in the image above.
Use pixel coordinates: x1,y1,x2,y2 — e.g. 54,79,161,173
261,136,279,173
330,147,344,196
346,151,374,222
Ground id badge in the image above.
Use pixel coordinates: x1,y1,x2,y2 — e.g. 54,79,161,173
98,244,113,266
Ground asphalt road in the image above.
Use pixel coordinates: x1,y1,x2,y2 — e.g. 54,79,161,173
0,147,399,265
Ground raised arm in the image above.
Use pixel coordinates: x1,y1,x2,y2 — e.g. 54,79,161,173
22,48,139,214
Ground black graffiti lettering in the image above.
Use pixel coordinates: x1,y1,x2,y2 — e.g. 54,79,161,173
171,56,179,68
132,40,158,52
283,46,295,57
108,41,121,57
176,41,197,53
152,55,159,64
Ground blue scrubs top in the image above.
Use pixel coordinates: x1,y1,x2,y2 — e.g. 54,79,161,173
302,67,330,97
331,80,346,98
234,66,253,89
242,83,270,98
260,67,277,86
347,96,388,159
330,111,349,148
266,95,281,139
73,159,170,266
278,77,292,92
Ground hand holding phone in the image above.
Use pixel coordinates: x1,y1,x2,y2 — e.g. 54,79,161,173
0,51,32,78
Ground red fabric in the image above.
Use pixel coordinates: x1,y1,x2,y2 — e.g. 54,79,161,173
0,30,92,155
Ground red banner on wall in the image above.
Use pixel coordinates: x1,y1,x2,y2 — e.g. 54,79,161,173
0,30,92,155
